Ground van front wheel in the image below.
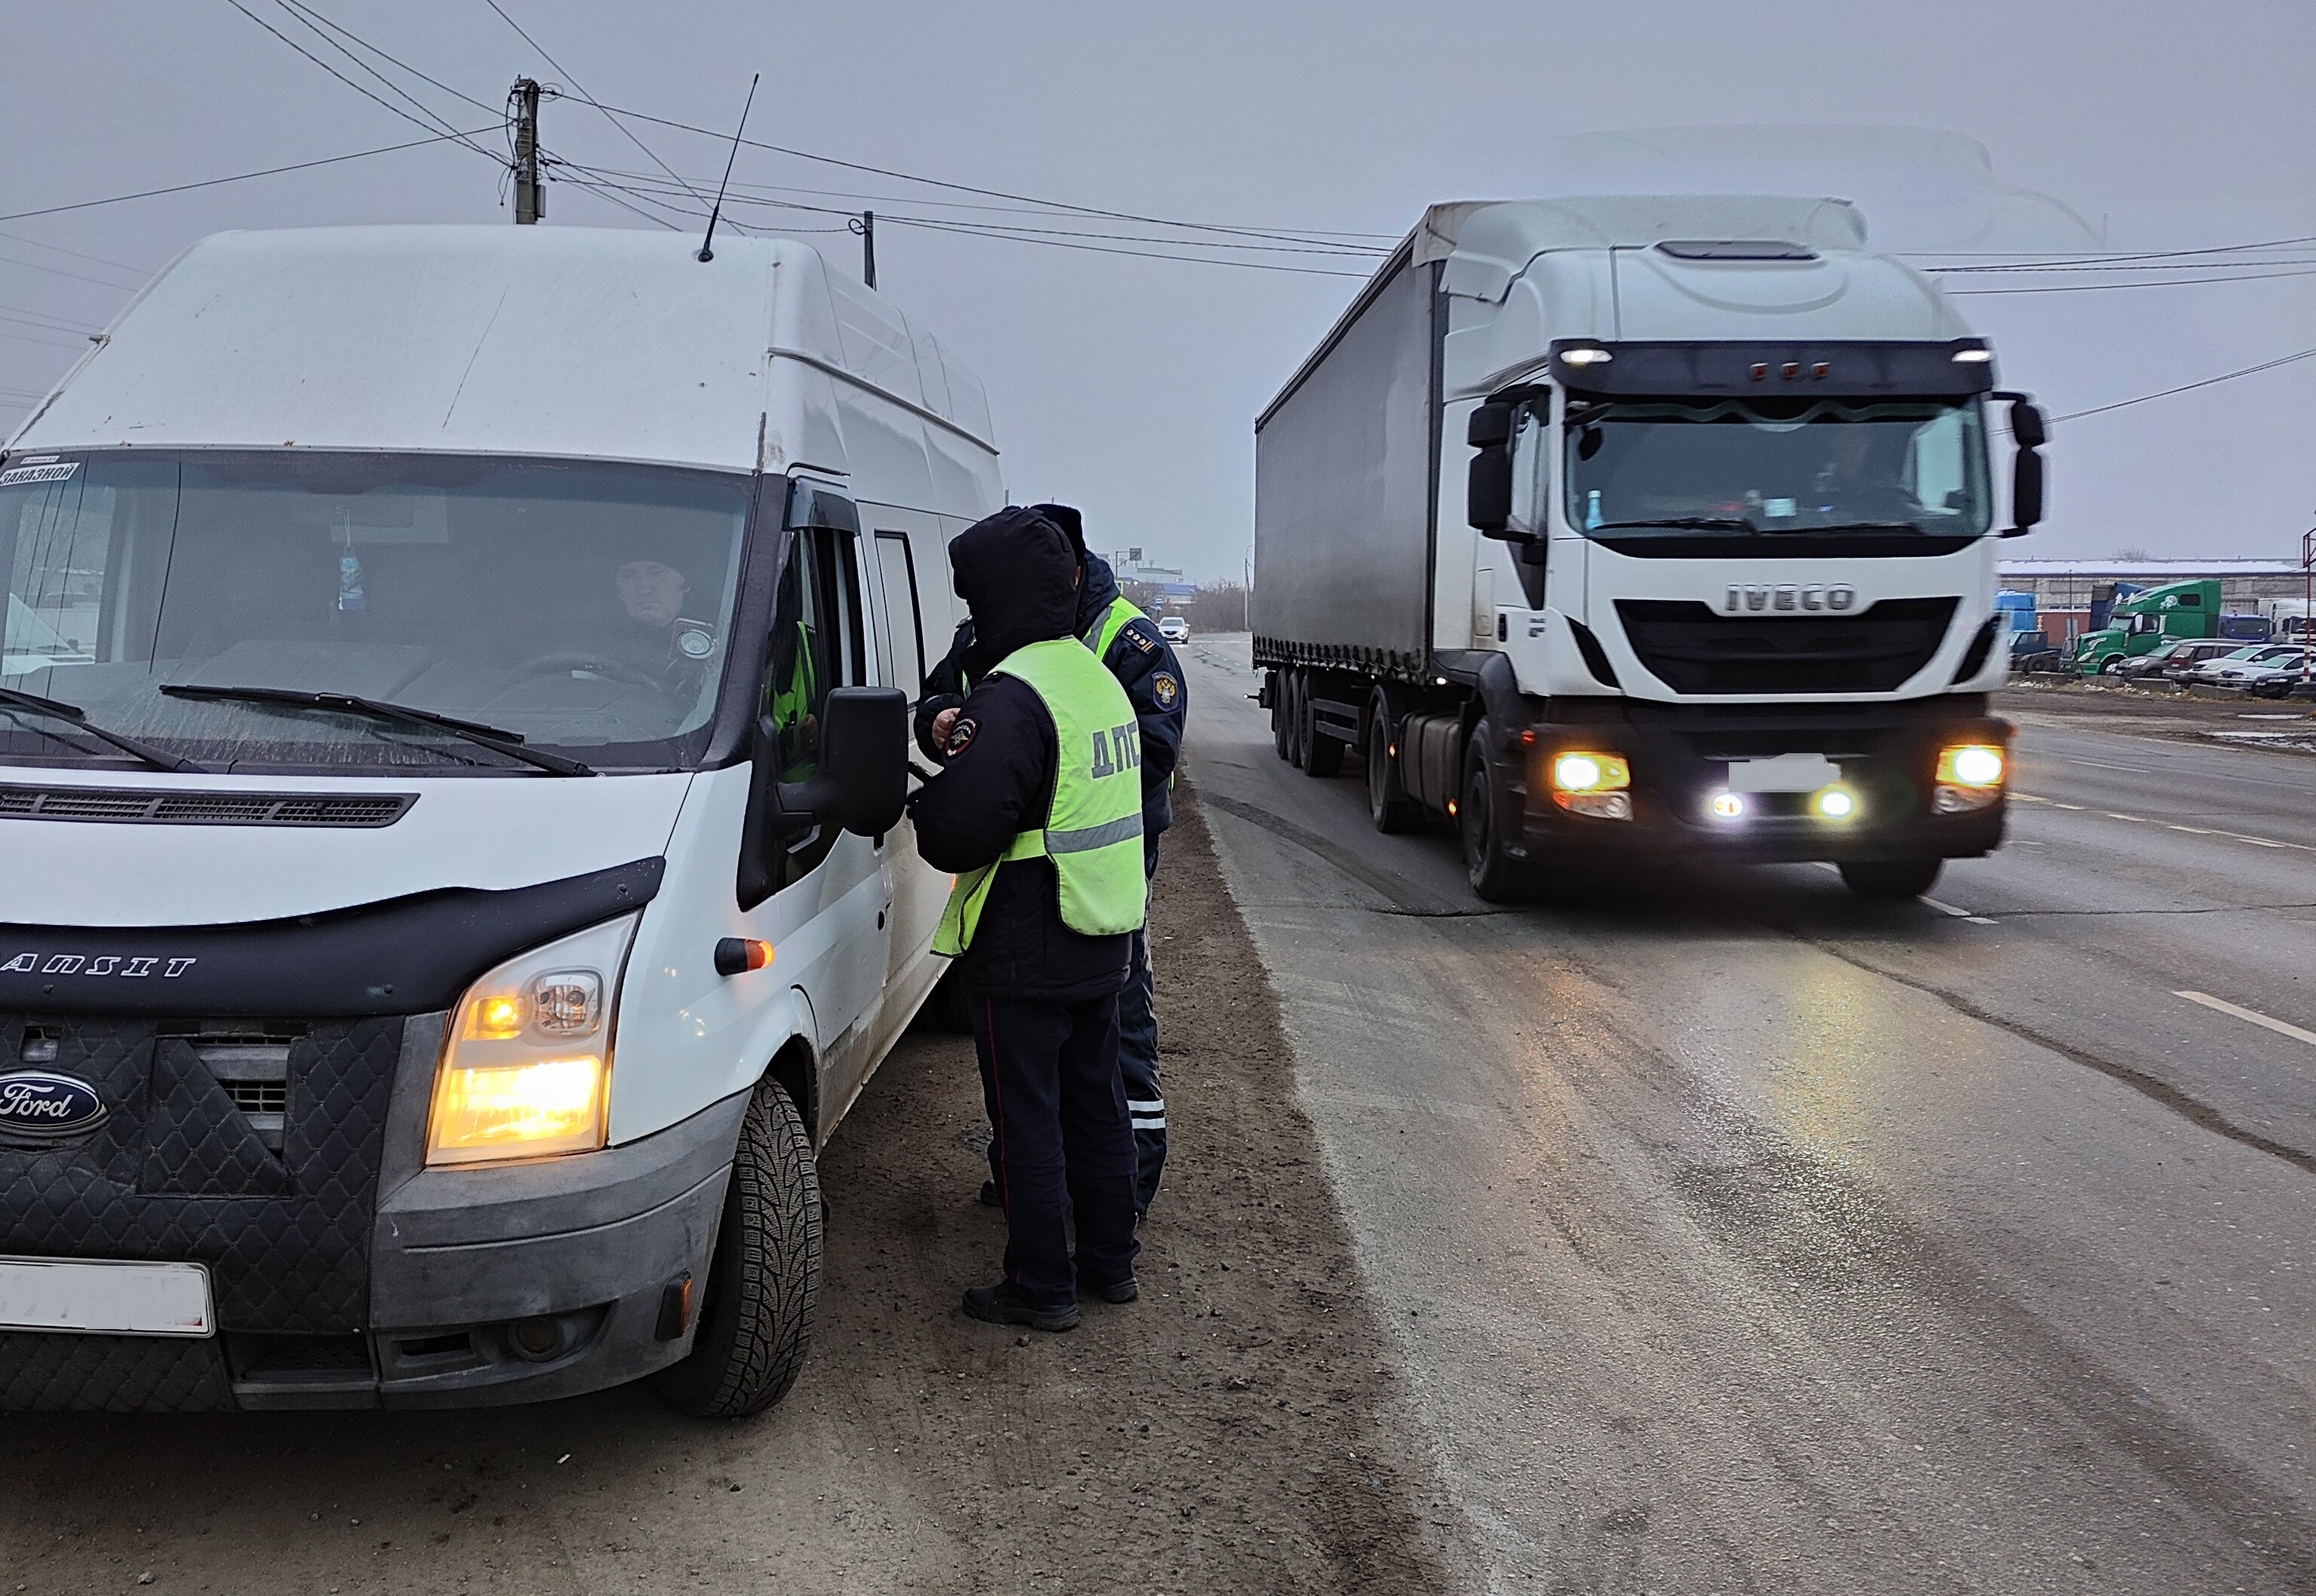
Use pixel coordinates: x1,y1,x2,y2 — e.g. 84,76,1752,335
654,1076,823,1418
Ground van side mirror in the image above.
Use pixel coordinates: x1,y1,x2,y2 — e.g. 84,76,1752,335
1998,397,2046,538
1466,400,1515,535
770,687,908,839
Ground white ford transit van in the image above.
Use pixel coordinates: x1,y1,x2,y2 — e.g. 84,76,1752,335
0,225,997,1414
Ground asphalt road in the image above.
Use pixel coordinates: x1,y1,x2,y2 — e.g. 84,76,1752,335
1174,636,2316,1595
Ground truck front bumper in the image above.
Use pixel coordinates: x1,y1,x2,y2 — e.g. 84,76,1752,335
1502,701,2011,867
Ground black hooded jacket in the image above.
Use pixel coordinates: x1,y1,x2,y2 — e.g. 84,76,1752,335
913,507,1186,848
907,507,1132,1001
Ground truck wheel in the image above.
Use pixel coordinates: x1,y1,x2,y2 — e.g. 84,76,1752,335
1365,697,1422,833
654,1076,823,1419
1460,728,1531,904
1270,672,1291,761
1838,859,1943,901
1301,684,1344,778
2100,657,2124,676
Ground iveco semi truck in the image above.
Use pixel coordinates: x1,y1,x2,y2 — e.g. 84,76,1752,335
1251,196,2047,902
0,225,994,1414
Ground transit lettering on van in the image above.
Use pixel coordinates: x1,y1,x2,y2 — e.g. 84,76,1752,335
0,224,1003,1417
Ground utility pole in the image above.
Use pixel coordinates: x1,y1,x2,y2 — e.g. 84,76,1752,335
2302,520,2313,687
861,210,877,289
512,78,544,225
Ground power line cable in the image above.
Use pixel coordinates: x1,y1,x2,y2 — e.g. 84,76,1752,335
0,128,498,224
0,328,94,353
0,252,149,290
0,232,153,278
1948,267,2316,296
256,0,495,157
2051,346,2316,424
221,0,502,162
0,308,100,335
269,0,501,117
1908,231,2316,270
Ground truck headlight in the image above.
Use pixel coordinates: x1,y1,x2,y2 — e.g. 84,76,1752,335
1550,751,1634,819
426,914,639,1166
1937,744,2005,789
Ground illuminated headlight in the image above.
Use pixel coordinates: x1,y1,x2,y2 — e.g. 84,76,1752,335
1813,786,1858,820
1937,744,2005,789
427,914,639,1166
1951,347,1994,365
1708,791,1746,820
1550,751,1633,819
1559,345,1614,366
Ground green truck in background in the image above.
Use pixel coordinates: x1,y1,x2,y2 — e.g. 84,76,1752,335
2073,579,2224,675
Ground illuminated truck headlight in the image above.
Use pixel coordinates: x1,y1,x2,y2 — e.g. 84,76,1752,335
1550,751,1633,818
427,914,640,1166
1933,743,2005,814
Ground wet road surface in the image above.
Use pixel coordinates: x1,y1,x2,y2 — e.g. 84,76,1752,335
1176,636,2316,1594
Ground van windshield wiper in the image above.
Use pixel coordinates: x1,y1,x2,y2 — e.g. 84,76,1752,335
158,685,594,776
0,685,205,773
1591,517,1758,534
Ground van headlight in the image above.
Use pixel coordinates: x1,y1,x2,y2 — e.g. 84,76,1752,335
426,914,639,1166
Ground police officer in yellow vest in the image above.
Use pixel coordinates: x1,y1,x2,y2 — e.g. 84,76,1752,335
910,507,1146,1331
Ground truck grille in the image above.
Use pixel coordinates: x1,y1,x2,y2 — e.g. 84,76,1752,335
1614,598,1957,695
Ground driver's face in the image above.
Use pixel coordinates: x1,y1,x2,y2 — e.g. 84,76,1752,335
617,560,687,628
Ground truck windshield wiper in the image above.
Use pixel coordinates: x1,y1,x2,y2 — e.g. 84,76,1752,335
1783,519,1924,534
1591,517,1758,533
0,685,206,773
158,684,595,776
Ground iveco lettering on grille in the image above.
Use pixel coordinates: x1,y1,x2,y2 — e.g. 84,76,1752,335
1722,584,1858,614
0,954,197,978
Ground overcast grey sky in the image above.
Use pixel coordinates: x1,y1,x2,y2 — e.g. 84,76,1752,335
4,1,2311,579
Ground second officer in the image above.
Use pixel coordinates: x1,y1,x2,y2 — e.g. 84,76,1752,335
909,506,1147,1331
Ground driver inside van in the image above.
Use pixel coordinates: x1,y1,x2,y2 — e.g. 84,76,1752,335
606,557,718,692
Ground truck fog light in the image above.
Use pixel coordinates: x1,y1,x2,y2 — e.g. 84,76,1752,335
1814,786,1858,820
1937,743,2005,789
1935,784,2001,814
1708,791,1746,820
507,1315,567,1362
1560,791,1632,820
1550,750,1631,794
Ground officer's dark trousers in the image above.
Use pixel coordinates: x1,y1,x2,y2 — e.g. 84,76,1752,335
971,994,1140,1310
1117,836,1166,1212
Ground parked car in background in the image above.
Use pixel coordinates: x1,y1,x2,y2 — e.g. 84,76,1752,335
2224,651,2310,698
2116,637,2231,682
2180,644,2305,688
2157,639,2264,682
1158,614,1190,643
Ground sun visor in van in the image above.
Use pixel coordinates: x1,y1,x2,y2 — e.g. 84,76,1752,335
0,857,663,1019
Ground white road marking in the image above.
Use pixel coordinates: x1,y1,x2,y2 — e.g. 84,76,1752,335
1921,896,1973,919
2174,991,2316,1049
2069,758,2152,773
2018,795,2316,855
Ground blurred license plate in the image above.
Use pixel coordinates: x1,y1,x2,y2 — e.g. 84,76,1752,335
0,1257,213,1337
1726,754,1842,793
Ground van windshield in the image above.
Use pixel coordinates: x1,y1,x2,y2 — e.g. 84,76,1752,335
0,451,752,773
1562,398,1989,540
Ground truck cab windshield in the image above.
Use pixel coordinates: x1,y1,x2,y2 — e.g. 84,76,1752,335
0,451,752,773
1563,397,1989,542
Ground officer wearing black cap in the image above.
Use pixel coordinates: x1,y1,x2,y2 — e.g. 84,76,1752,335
917,504,1186,1217
910,507,1145,1332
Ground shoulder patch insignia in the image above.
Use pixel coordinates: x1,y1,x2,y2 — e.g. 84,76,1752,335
945,717,979,758
1150,672,1180,710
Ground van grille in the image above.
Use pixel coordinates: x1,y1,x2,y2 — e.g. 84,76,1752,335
0,786,412,827
1614,598,1957,695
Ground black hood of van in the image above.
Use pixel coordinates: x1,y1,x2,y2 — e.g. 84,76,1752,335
949,507,1080,664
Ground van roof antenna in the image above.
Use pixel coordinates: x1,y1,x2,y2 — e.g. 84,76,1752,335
696,72,759,264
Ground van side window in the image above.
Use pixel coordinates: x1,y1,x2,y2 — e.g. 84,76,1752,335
872,531,926,695
767,525,867,884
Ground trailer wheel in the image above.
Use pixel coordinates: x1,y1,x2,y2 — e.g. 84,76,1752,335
1300,682,1344,778
1285,673,1309,768
1460,727,1532,904
1269,672,1291,761
1365,694,1422,833
1837,859,1943,901
654,1076,823,1419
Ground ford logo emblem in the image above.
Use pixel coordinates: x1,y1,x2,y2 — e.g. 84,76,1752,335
0,1071,109,1144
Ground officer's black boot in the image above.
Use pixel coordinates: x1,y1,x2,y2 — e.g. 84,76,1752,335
963,1282,1080,1332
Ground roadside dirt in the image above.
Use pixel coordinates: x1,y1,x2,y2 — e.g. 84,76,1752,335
1999,680,2316,755
0,785,1464,1595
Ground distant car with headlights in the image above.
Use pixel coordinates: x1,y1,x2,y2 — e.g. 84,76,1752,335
1157,614,1191,644
0,226,1001,1418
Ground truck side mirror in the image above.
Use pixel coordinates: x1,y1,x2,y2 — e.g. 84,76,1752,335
771,686,908,839
1999,397,2046,538
1466,400,1515,534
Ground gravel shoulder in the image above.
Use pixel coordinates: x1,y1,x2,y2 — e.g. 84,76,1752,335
0,786,1466,1596
1999,679,2316,755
